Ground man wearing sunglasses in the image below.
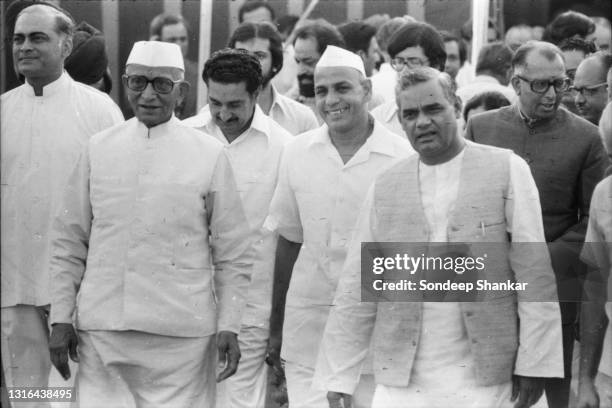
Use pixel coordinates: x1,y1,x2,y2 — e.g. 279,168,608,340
466,40,608,408
573,52,612,125
48,41,253,406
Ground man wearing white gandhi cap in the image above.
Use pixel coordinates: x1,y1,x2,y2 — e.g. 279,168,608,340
265,45,412,408
48,40,253,407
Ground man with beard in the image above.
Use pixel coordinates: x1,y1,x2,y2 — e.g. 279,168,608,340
466,40,608,408
286,19,345,122
183,48,293,408
228,21,319,135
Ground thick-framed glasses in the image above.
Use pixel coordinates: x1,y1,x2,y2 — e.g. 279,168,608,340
515,75,570,94
123,75,182,94
569,82,608,97
390,56,429,71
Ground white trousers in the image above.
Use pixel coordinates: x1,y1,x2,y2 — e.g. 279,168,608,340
1,305,51,408
76,330,215,408
285,360,375,408
372,381,548,408
216,325,268,408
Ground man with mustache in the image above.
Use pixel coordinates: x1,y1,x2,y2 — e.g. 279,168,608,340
227,21,319,135
466,40,608,408
183,47,293,408
1,4,122,402
286,20,345,123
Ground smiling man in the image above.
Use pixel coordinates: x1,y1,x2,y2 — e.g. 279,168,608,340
1,4,122,401
264,46,412,408
48,41,253,407
227,21,318,135
183,48,293,408
316,67,563,408
466,40,608,408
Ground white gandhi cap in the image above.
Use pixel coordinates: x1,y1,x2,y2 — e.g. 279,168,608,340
315,45,365,77
126,41,184,71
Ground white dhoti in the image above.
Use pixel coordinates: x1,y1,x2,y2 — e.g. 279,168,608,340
371,303,548,408
76,330,215,408
216,325,268,408
1,305,52,408
285,360,375,408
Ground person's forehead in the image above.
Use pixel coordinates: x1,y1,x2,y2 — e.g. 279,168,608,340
444,40,459,54
574,59,604,84
399,79,446,106
126,64,177,78
235,37,271,53
161,23,187,38
395,45,426,59
523,50,565,77
208,79,250,98
314,66,362,85
242,7,273,23
294,37,319,57
14,8,57,35
562,49,586,71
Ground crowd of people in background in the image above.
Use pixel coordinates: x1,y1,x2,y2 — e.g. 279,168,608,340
2,0,612,407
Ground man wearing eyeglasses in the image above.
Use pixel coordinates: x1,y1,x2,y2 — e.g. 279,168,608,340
573,52,612,125
48,41,253,407
466,40,608,408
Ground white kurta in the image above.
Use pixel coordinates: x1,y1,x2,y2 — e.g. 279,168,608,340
184,105,292,328
456,75,517,109
1,72,123,307
264,121,413,368
314,146,564,403
49,116,253,337
581,176,612,378
370,63,398,105
269,86,320,136
370,100,406,141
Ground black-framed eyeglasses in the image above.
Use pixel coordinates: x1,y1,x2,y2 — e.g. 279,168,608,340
123,75,182,94
569,82,608,97
515,75,570,94
390,56,429,71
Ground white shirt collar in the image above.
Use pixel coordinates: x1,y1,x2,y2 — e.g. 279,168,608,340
23,71,70,98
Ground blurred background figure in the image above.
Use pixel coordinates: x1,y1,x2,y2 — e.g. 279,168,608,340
456,41,516,107
457,17,500,87
65,21,112,93
440,30,467,82
286,19,345,120
543,10,596,46
572,51,612,125
337,21,380,78
149,13,198,119
504,24,535,51
370,16,414,104
462,90,511,126
587,16,612,52
271,13,298,95
559,37,598,114
239,0,275,24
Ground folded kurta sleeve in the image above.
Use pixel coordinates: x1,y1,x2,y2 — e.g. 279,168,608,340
506,154,564,378
313,186,378,395
208,150,254,334
49,146,93,325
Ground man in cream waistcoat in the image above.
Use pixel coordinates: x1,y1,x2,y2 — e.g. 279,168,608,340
314,67,564,408
47,41,253,407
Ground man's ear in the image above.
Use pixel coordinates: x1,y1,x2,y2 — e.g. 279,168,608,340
61,36,73,59
362,77,372,102
178,81,190,100
454,96,463,119
510,76,521,95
